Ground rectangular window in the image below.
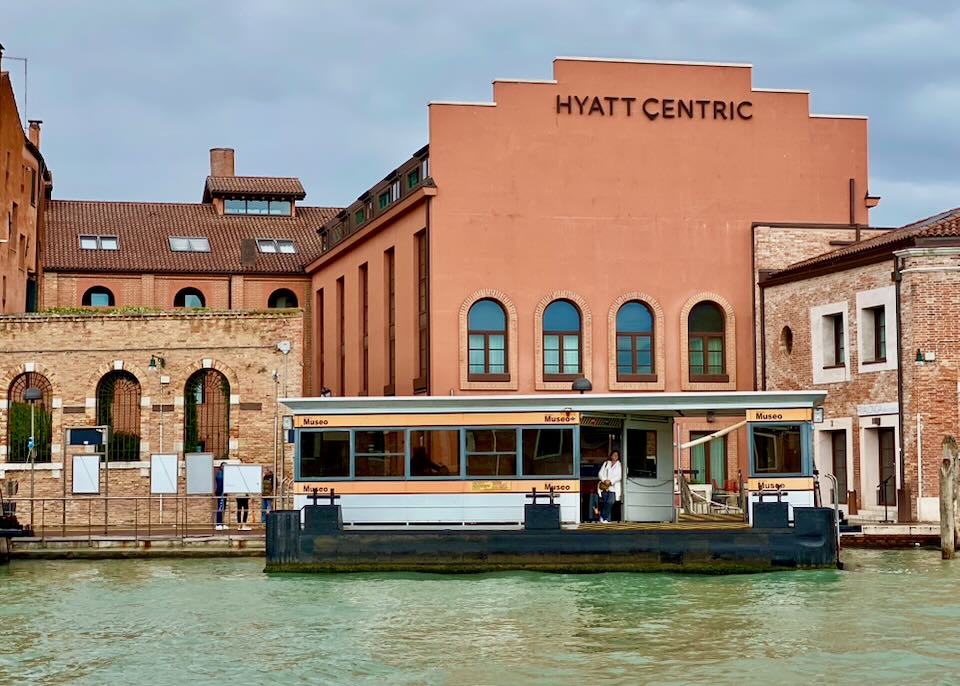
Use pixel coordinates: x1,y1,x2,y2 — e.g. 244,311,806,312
466,429,517,476
359,263,369,396
269,200,292,215
378,190,391,210
824,313,845,368
354,430,405,478
521,428,574,476
407,168,420,189
543,334,580,377
625,429,658,479
410,430,460,477
689,432,727,488
30,168,37,207
752,426,803,475
257,239,277,253
224,198,246,214
299,431,350,478
246,199,269,215
355,208,365,225
863,306,886,363
385,248,396,394
391,180,401,201
830,431,848,504
79,234,119,250
256,239,297,254
414,230,429,392
337,276,345,395
421,158,430,179
169,236,210,252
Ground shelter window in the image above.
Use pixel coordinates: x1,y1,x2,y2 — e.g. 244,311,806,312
543,300,581,380
299,431,350,479
168,236,210,252
257,239,297,254
82,286,115,307
354,430,405,478
410,429,460,477
465,428,517,476
521,428,574,476
468,299,508,380
688,301,727,381
79,234,119,251
616,301,655,381
752,426,803,475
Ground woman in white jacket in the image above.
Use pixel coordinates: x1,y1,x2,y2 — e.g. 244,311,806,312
597,450,622,523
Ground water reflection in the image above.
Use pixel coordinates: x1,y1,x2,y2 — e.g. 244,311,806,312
1,551,960,685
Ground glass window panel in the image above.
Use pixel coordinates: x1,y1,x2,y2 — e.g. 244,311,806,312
488,349,505,367
522,428,574,476
468,299,506,330
168,237,190,251
616,301,653,332
466,454,516,476
257,239,277,253
410,430,460,477
707,351,723,371
637,350,653,372
269,200,291,215
488,334,504,351
183,294,203,308
617,349,632,371
224,199,246,214
563,349,579,367
544,335,560,352
468,335,485,349
689,302,724,333
277,240,296,254
354,430,405,478
637,337,652,352
190,238,210,252
466,429,516,453
90,292,111,307
617,335,632,352
247,200,269,215
469,350,485,368
407,169,420,188
378,191,391,209
298,431,350,478
752,426,803,475
79,235,98,250
544,349,560,366
562,335,579,352
543,300,580,331
99,236,119,250
689,338,704,352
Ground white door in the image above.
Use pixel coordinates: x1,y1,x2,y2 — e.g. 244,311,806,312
622,419,675,522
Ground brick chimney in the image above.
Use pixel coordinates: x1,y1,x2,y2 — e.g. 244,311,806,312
27,120,42,148
209,147,235,177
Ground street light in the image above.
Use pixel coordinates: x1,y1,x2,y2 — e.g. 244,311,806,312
571,377,592,394
24,386,42,530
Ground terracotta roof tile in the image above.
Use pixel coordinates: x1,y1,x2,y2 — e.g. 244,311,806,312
203,176,306,200
45,200,339,274
773,207,960,278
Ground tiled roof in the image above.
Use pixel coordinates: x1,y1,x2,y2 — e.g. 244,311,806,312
203,176,306,200
45,200,339,274
772,207,960,279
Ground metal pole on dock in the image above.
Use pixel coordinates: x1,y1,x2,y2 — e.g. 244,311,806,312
939,436,957,560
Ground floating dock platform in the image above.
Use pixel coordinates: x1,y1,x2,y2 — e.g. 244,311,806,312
265,502,839,574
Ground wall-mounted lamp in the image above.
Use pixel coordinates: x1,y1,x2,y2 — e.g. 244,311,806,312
706,411,716,423
571,377,592,394
148,355,166,370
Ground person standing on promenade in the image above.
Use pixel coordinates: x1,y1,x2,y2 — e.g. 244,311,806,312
598,450,623,523
236,491,251,531
261,468,274,524
214,462,226,531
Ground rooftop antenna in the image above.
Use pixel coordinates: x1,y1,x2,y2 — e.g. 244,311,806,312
0,44,30,129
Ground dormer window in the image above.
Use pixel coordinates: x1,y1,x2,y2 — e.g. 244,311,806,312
224,198,292,216
79,234,119,250
169,236,210,252
256,239,296,254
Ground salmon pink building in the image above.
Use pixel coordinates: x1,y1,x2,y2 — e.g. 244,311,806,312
307,57,879,487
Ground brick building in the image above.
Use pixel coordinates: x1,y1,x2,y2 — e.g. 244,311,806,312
761,208,960,522
0,55,51,315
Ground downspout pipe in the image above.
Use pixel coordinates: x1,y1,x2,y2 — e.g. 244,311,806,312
894,255,908,520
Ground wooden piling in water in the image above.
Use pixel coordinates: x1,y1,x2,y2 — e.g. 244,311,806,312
940,436,957,560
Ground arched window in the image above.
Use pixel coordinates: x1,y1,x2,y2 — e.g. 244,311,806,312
268,288,298,308
467,299,508,380
616,301,655,381
82,286,115,307
184,369,230,459
174,288,205,308
96,371,141,461
688,301,726,381
7,372,53,463
543,300,581,380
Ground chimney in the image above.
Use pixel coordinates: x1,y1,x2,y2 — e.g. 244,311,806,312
209,147,235,177
0,43,5,65
27,119,42,148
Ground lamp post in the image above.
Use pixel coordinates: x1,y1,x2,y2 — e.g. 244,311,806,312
148,355,168,523
23,386,42,530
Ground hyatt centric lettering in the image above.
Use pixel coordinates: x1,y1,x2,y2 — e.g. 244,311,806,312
556,95,753,121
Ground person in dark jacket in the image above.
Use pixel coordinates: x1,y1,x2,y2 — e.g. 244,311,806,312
214,463,226,530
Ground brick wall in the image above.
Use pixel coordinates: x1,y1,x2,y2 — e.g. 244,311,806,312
0,310,302,527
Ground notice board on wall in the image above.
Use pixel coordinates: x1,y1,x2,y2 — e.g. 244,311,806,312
72,455,100,494
223,464,262,495
150,454,178,494
185,453,215,495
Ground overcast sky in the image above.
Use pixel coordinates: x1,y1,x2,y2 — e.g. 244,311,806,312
4,1,959,226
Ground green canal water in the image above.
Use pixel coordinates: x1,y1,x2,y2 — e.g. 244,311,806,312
1,550,959,685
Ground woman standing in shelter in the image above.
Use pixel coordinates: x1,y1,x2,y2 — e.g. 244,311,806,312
598,451,623,523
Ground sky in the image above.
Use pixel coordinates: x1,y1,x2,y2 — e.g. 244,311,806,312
4,1,959,227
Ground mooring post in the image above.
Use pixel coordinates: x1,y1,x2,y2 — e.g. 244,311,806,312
940,436,957,560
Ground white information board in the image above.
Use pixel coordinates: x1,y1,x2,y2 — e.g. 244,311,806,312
224,464,262,495
185,453,215,495
72,455,101,494
150,454,178,494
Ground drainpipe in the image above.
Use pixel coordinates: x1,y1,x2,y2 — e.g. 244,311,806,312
894,255,908,520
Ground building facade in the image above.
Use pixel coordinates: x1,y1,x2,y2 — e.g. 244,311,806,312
762,208,960,522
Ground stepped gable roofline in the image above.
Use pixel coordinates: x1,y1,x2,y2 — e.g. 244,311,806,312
45,198,340,274
764,207,960,285
202,175,306,202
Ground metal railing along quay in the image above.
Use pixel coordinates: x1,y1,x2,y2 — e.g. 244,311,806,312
1,495,295,542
